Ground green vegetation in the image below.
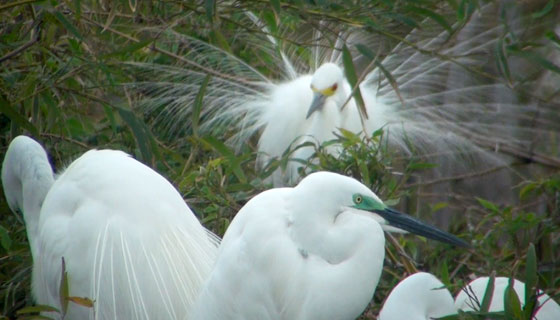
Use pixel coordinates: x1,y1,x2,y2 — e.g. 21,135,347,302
1,1,559,319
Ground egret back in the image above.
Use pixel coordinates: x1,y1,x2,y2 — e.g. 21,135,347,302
34,149,219,319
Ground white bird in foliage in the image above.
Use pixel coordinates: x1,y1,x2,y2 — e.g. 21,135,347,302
455,277,560,320
132,3,560,186
189,171,469,320
1,135,219,319
378,272,457,320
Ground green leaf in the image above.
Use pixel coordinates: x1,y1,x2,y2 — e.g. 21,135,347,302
192,75,211,136
342,45,368,119
532,0,554,18
407,5,451,32
116,106,158,165
16,305,60,314
201,136,247,183
209,29,231,53
495,37,512,86
504,277,523,320
270,0,281,15
480,273,495,312
52,11,83,42
524,243,538,319
205,0,215,23
0,226,12,251
508,46,560,74
103,40,153,58
356,44,404,106
0,98,39,136
59,258,69,316
476,197,500,213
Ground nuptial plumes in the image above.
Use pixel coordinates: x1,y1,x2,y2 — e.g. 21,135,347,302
130,3,560,187
2,136,219,319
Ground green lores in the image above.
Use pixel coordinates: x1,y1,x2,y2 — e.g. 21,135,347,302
352,194,387,211
352,194,470,248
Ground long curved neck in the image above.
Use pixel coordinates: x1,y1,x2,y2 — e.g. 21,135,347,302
2,136,54,255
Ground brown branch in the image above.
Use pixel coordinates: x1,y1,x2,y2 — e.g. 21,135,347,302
0,29,40,64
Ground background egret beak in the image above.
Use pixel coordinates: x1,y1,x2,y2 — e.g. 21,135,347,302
306,92,327,119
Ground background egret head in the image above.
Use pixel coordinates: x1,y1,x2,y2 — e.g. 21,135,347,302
307,62,345,118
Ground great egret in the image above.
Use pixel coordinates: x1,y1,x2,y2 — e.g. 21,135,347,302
131,3,560,186
189,172,468,320
1,135,219,319
378,272,457,320
455,277,560,320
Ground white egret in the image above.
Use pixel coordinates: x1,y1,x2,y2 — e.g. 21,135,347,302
131,3,560,186
1,135,219,319
189,172,469,320
378,272,457,320
455,277,560,320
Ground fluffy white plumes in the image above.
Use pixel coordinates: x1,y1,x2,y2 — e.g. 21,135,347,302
129,3,560,187
455,277,560,320
379,272,456,320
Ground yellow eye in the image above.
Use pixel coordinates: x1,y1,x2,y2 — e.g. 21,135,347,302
354,195,362,204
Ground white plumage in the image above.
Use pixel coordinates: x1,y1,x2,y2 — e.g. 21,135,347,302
455,277,560,320
2,136,219,319
190,172,468,319
131,3,560,186
378,272,457,320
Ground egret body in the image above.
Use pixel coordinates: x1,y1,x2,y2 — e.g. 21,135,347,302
190,172,468,320
455,277,560,320
2,136,219,319
378,272,457,320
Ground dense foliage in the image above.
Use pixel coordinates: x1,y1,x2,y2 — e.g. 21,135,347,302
1,0,559,319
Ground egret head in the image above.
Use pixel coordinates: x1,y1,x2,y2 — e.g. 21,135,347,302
296,172,470,248
307,63,344,119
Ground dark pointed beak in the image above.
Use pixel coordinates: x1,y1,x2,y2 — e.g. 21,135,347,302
375,207,471,248
306,92,327,119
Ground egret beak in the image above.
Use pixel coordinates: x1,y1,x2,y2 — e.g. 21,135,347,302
306,92,327,119
374,207,471,248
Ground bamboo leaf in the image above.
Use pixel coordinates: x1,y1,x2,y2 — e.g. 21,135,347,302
524,243,538,319
270,0,281,14
52,11,83,42
116,106,158,165
504,277,523,320
59,258,69,316
0,98,39,136
407,5,451,32
480,273,495,312
495,37,512,86
342,45,368,119
192,74,211,136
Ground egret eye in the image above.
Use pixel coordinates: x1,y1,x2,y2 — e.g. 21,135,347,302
353,195,363,204
331,83,338,91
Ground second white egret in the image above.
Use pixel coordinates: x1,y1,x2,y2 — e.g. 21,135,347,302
190,172,469,319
